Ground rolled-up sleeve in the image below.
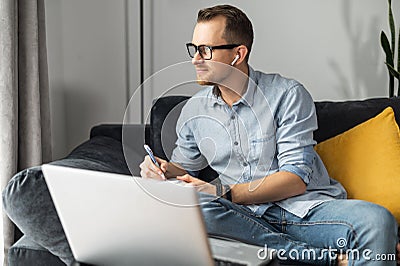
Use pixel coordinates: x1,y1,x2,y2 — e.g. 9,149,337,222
170,106,208,174
276,84,318,184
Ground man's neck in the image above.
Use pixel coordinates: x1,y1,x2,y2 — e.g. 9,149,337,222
218,64,249,107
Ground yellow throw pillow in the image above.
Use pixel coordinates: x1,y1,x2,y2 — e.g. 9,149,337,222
315,107,400,223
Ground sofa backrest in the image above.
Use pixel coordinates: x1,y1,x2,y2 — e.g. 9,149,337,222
150,96,218,182
314,97,400,143
150,96,190,160
150,95,400,161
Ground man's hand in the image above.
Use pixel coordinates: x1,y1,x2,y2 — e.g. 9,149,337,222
176,174,217,195
139,155,168,180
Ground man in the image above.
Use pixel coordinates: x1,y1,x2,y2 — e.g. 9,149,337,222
140,4,400,265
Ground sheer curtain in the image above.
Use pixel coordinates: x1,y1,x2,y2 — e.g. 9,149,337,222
0,0,51,264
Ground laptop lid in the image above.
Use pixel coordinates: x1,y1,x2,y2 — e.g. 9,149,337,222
42,164,214,266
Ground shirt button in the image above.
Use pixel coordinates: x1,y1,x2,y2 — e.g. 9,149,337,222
243,162,248,167
231,115,235,120
234,141,238,145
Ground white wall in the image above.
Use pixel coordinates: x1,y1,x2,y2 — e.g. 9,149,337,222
45,0,397,159
45,0,138,159
146,0,395,105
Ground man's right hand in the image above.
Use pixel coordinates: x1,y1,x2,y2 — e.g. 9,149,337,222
139,155,168,180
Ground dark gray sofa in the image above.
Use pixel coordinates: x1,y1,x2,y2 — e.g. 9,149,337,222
3,95,400,265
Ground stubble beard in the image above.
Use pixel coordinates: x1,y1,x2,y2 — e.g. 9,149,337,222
196,80,215,86
196,73,215,86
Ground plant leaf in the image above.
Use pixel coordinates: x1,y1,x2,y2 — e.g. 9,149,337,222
398,27,400,72
385,62,400,79
388,0,396,54
381,31,394,66
398,29,400,96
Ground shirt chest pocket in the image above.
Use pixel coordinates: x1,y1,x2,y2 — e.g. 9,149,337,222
249,133,276,166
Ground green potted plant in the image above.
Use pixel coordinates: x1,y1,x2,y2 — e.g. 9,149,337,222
381,0,400,97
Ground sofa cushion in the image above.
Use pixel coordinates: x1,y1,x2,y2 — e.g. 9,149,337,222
8,236,65,266
315,107,400,223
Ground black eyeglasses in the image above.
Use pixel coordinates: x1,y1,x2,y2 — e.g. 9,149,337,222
186,43,240,60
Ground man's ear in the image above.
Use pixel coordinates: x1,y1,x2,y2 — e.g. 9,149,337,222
236,45,248,64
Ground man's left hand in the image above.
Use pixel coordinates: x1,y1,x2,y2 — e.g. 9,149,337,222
176,174,217,195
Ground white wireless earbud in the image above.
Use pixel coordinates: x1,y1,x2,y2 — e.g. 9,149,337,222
230,55,240,66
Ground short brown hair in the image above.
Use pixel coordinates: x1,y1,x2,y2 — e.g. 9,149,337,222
197,5,254,62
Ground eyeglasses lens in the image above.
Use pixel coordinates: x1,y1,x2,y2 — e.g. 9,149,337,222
188,44,211,59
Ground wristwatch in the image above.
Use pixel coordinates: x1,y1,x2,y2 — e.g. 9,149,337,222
223,184,232,201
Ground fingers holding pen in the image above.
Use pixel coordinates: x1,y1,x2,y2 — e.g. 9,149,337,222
156,157,168,174
142,145,166,180
139,155,166,180
154,157,167,180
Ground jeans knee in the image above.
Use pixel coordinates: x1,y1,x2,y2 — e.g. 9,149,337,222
199,193,237,233
373,205,397,235
2,167,49,224
199,193,225,215
355,201,397,237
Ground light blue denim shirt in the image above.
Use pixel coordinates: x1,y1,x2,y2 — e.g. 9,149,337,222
171,66,346,218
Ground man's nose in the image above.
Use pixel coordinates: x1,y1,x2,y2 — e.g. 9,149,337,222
192,51,204,65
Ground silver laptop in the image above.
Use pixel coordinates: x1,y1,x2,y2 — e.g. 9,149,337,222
42,164,275,266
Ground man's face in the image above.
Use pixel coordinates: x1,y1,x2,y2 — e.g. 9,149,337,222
191,16,236,86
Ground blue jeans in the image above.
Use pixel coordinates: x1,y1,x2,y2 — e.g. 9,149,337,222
199,194,398,265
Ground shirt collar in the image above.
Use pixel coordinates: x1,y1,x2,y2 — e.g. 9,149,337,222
236,66,256,107
208,66,257,107
208,86,224,107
